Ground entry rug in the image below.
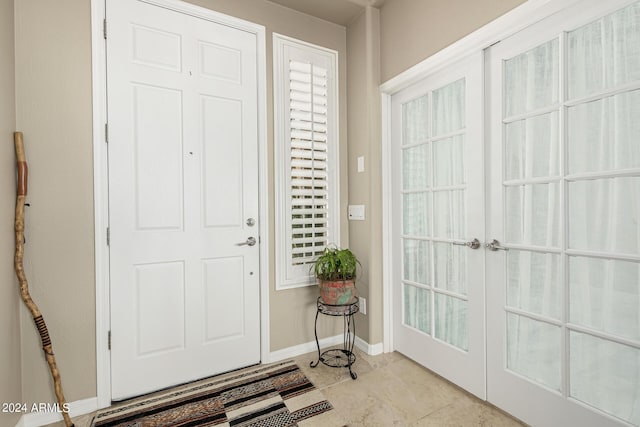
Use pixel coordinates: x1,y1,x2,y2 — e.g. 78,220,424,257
92,360,336,426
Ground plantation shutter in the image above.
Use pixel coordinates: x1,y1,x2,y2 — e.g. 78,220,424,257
274,34,339,289
288,60,330,270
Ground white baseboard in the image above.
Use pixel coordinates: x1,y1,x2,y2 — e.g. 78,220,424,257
354,336,384,356
16,397,97,427
267,334,343,363
267,334,384,364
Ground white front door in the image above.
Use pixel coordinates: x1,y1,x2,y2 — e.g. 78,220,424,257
107,0,261,400
391,52,486,399
486,0,640,425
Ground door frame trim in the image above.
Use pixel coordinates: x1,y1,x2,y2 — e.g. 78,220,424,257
90,0,269,407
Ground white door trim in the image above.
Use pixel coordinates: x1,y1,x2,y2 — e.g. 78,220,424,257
379,0,595,360
90,0,268,408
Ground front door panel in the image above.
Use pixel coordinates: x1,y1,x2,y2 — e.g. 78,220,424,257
107,0,261,400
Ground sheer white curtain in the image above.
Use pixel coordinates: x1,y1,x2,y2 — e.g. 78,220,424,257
504,37,563,391
566,3,640,424
402,96,431,334
401,79,470,349
432,79,468,351
504,3,640,424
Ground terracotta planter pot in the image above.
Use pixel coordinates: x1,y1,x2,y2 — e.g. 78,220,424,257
318,279,357,305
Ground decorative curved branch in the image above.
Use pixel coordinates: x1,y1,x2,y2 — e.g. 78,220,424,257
14,132,74,427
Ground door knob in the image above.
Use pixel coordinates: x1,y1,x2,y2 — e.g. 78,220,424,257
452,238,481,249
237,237,257,247
485,239,508,251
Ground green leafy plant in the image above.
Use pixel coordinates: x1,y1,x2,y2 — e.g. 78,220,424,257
313,246,359,281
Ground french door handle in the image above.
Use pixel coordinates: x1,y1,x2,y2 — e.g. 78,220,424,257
452,238,481,250
485,239,508,251
237,237,256,247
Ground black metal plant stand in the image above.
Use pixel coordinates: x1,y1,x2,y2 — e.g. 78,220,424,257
310,297,359,380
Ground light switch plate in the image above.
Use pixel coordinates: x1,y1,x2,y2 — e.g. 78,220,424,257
348,205,365,221
357,156,365,172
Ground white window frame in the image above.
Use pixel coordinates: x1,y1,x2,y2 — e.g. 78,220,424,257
273,33,340,290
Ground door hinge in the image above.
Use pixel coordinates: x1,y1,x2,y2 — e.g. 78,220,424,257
103,18,107,39
106,227,110,246
105,123,109,143
108,330,111,350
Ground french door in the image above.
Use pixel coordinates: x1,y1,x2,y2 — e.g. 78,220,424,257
487,1,640,425
391,0,640,425
391,52,486,399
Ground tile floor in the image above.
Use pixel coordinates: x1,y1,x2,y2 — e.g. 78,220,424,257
295,349,525,426
65,349,525,427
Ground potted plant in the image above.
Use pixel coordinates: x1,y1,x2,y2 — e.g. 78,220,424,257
313,246,359,305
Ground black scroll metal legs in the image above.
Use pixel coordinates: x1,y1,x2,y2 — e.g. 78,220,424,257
310,308,321,368
310,297,359,380
345,312,357,379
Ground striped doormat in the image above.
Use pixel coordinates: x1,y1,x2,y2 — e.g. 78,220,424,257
92,360,337,426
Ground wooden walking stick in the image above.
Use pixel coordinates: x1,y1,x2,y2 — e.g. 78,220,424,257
14,132,74,427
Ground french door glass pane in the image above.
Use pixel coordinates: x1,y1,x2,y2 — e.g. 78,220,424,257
569,256,640,341
403,96,429,145
432,78,465,136
401,72,472,360
570,331,640,425
403,143,430,190
568,90,640,174
568,177,640,254
404,284,430,334
565,6,640,422
506,313,561,391
429,76,471,356
435,294,468,351
433,190,465,239
507,250,561,320
433,136,465,186
403,239,430,285
434,242,467,294
504,39,559,117
505,112,559,180
402,192,430,236
567,2,640,100
505,183,560,247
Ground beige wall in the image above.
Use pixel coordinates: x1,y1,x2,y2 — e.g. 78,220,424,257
380,0,526,82
0,0,22,425
346,7,382,345
14,0,96,406
12,0,348,407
